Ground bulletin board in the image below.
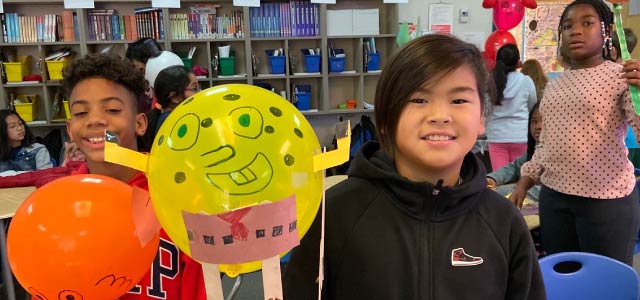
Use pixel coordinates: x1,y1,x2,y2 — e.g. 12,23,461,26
510,0,571,73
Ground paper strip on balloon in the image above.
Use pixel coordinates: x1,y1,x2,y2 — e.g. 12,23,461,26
313,120,351,172
131,186,162,246
613,3,640,115
182,195,299,264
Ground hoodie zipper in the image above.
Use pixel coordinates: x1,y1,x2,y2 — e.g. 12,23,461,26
422,179,443,298
432,179,444,197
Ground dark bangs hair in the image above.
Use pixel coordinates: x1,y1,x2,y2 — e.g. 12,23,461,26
374,34,495,157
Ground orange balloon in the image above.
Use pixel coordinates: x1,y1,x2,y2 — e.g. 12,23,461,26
607,0,629,3
8,174,160,300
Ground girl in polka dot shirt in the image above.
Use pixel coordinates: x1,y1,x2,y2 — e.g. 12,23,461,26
511,0,640,265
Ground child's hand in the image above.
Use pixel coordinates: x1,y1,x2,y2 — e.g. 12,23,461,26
621,59,640,87
486,178,497,190
509,176,535,208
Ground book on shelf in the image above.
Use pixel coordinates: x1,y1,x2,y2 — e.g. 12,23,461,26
249,1,319,38
170,5,244,40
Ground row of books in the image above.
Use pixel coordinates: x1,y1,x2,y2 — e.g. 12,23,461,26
86,8,163,42
249,1,320,38
170,9,244,40
1,11,77,43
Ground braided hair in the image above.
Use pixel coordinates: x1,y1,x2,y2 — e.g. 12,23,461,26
557,0,614,63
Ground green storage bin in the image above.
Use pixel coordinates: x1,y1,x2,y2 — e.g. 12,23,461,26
219,57,235,76
181,58,193,69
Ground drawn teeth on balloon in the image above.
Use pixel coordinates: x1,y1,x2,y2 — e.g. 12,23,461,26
229,168,257,184
206,153,273,194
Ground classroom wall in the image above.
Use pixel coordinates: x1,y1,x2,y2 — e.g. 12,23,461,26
396,0,494,50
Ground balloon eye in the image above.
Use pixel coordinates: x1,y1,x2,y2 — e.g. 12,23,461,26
167,114,200,150
58,290,83,300
229,107,263,139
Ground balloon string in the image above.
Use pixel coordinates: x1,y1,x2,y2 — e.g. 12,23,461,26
614,3,640,115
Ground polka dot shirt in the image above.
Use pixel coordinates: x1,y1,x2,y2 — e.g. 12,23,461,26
521,61,637,199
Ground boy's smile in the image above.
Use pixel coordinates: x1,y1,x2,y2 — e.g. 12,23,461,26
67,78,147,165
394,65,484,185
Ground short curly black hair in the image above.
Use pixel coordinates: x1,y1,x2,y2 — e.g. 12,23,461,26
61,53,146,112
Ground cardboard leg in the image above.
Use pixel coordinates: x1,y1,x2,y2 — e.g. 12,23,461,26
262,256,283,300
202,263,225,300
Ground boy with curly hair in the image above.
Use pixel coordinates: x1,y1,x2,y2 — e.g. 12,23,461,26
62,53,206,300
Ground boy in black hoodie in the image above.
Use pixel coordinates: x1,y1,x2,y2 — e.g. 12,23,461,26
283,34,545,300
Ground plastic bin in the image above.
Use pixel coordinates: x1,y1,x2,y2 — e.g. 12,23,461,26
367,53,380,71
268,56,285,74
295,93,311,110
46,59,70,80
14,94,38,122
294,84,312,110
3,56,32,82
329,56,345,73
304,55,321,73
64,100,71,119
181,58,193,69
219,57,235,76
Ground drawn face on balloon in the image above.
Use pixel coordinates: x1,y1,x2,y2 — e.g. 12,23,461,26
494,0,525,30
27,273,136,300
147,84,323,275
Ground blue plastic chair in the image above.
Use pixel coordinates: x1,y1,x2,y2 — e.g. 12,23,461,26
539,252,640,300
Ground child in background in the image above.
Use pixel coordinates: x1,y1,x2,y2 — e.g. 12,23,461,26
283,34,545,299
611,29,640,168
521,59,549,102
0,109,53,172
487,102,541,201
126,37,163,113
487,44,538,171
141,65,199,151
61,54,206,300
513,0,640,265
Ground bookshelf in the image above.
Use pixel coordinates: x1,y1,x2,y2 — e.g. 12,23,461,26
0,0,398,129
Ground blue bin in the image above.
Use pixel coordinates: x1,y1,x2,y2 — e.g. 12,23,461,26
304,55,321,73
295,93,311,110
367,53,380,71
268,56,286,74
329,56,345,73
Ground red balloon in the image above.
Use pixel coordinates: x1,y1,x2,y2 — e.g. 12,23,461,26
483,51,496,70
8,174,160,300
493,0,525,30
484,31,517,63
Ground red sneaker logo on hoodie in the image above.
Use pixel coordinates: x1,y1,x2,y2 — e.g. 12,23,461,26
451,248,483,266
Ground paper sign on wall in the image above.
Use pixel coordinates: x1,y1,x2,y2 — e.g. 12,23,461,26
64,0,95,9
458,32,486,51
311,0,337,3
383,0,409,3
428,3,453,34
152,0,180,8
233,0,260,7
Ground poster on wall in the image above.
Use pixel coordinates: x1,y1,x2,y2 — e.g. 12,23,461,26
511,0,571,73
428,4,453,34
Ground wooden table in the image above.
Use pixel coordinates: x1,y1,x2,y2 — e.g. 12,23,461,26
0,186,35,300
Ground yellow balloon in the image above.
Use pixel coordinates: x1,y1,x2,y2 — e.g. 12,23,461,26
147,84,322,276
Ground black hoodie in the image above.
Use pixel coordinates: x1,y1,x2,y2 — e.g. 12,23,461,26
283,142,545,300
